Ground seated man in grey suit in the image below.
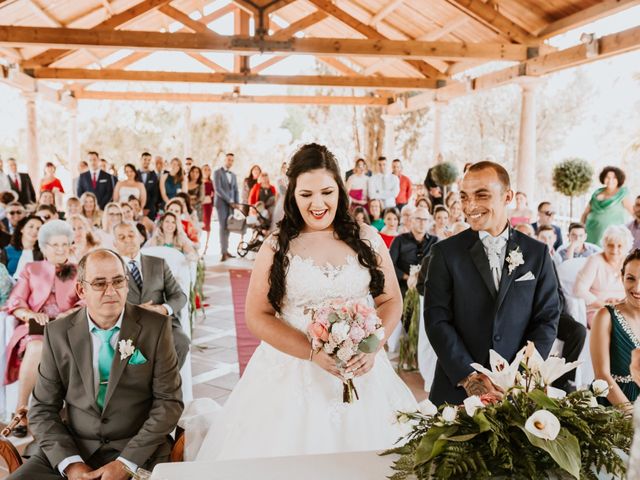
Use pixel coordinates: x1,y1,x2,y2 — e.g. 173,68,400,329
112,222,190,368
8,249,183,479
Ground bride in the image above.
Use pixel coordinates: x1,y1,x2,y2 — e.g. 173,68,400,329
191,143,417,461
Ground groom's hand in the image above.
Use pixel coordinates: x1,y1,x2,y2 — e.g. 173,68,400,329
81,460,129,480
461,373,504,398
65,463,92,480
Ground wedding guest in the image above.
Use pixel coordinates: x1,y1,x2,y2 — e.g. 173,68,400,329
147,212,197,261
127,196,155,234
39,162,64,208
37,190,56,209
2,201,24,235
415,196,432,211
0,215,43,279
508,191,533,226
379,208,400,249
114,163,146,206
627,195,640,250
187,165,205,220
368,156,399,209
448,200,465,225
430,205,452,241
444,191,460,210
344,157,371,181
138,152,161,220
591,248,640,409
399,204,414,234
531,201,563,250
160,157,187,204
0,263,12,305
392,159,412,212
201,164,215,252
77,151,115,210
242,164,262,208
0,159,11,192
64,197,82,218
249,172,276,208
95,202,123,249
514,223,535,237
7,158,36,206
154,155,166,178
35,204,59,223
536,225,563,265
582,166,633,246
184,157,194,173
72,161,88,197
352,206,370,226
4,220,79,437
67,214,99,263
214,153,240,262
80,192,102,228
168,196,200,244
368,199,384,231
556,222,601,262
574,225,632,325
345,158,369,210
120,202,148,243
423,164,444,211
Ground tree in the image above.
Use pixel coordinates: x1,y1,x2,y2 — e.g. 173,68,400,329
552,158,593,219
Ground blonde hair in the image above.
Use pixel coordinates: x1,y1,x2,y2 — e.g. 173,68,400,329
80,192,102,227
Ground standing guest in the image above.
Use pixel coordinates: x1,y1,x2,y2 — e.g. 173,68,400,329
39,162,64,208
242,165,262,208
72,161,89,197
147,212,197,261
159,158,187,205
166,198,199,245
582,166,634,246
3,220,79,437
425,161,560,406
99,158,109,172
352,206,371,226
0,215,43,279
368,156,400,209
627,195,640,250
368,199,385,231
0,158,12,192
508,191,534,226
113,163,146,206
536,225,563,265
201,164,215,252
7,158,36,206
379,208,400,249
214,153,240,262
390,206,437,298
514,223,535,237
392,159,412,212
556,222,601,262
80,192,102,228
120,202,148,243
423,164,444,211
64,197,82,218
249,172,276,207
2,201,25,235
344,157,371,181
591,248,640,409
345,158,369,211
6,249,183,479
154,155,166,177
37,190,56,208
77,151,115,210
127,196,155,235
399,205,414,234
430,205,452,241
187,165,205,221
574,225,632,326
531,201,563,250
138,152,160,220
184,157,194,173
67,215,99,263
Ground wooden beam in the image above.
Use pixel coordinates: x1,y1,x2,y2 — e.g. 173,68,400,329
234,7,251,74
100,0,115,16
23,0,172,68
32,67,438,89
370,0,405,26
158,5,220,36
186,52,229,72
73,89,390,106
26,0,63,27
271,11,328,40
263,0,297,15
536,0,640,39
251,55,287,73
317,56,360,76
3,26,528,61
446,0,537,44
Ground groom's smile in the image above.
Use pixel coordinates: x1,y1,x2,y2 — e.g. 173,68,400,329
460,168,513,236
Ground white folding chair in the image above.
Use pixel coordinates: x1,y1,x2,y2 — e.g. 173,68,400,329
0,313,18,422
141,246,194,402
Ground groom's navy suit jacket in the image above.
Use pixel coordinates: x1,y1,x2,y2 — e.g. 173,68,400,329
424,228,560,406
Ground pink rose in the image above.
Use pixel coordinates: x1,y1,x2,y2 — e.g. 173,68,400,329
314,311,330,327
349,325,366,343
364,314,379,334
354,302,374,317
309,322,330,342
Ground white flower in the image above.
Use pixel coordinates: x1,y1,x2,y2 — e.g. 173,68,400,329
395,412,410,424
538,356,581,386
592,379,610,397
471,349,524,391
118,339,135,360
525,410,561,441
506,247,524,275
407,265,421,290
336,345,353,364
418,399,438,416
546,386,566,400
588,396,599,408
441,406,458,423
463,395,484,417
331,321,351,344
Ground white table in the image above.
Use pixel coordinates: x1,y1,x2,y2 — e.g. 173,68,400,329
150,451,396,480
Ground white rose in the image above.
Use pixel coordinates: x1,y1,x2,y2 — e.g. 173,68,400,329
336,345,353,364
592,379,610,397
588,396,598,408
441,406,457,423
524,410,560,441
331,321,351,344
418,399,438,416
463,395,484,417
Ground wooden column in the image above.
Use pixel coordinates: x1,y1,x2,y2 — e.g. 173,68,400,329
65,96,80,172
23,92,40,185
183,104,192,159
234,8,250,74
432,100,447,162
515,78,540,199
381,114,398,159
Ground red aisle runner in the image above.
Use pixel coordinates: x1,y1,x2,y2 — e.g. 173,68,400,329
228,269,260,376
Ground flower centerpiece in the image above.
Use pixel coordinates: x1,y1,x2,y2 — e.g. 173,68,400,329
307,298,385,403
384,342,633,479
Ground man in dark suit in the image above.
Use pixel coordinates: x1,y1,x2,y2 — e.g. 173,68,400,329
113,222,190,368
138,152,160,220
2,201,24,235
6,158,36,206
214,153,240,262
425,161,560,406
77,151,116,210
8,249,182,479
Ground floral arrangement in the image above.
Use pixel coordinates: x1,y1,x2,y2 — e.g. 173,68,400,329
307,298,385,403
398,265,421,372
384,342,633,479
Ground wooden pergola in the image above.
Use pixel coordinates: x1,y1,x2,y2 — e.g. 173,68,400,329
1,0,639,197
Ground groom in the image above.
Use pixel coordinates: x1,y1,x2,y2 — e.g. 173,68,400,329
424,161,560,406
9,249,183,479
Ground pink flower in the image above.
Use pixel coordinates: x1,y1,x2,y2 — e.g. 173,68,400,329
354,302,374,317
349,325,366,343
364,315,379,334
314,311,330,327
309,322,329,342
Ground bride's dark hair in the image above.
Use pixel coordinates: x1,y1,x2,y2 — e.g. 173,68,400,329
268,143,384,313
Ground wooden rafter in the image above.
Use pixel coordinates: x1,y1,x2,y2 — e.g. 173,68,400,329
317,57,360,76
32,67,438,89
158,5,221,36
271,10,328,40
251,55,287,73
369,0,405,26
186,52,229,72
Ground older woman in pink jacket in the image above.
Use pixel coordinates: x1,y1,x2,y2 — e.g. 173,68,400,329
4,220,81,437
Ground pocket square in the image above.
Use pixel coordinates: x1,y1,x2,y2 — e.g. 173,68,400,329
128,349,147,365
99,179,107,183
515,271,535,282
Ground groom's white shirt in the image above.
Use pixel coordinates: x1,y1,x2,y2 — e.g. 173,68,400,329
478,226,510,288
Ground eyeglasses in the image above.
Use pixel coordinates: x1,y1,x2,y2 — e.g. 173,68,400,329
413,217,430,222
108,213,123,217
39,215,52,221
81,276,127,292
46,242,70,250
7,211,22,216
542,211,555,216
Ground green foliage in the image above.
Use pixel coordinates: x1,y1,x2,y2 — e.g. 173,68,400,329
397,287,420,371
431,161,459,187
552,158,594,198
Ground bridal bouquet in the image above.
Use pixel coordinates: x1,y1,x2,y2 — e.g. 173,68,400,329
384,342,633,479
307,298,385,403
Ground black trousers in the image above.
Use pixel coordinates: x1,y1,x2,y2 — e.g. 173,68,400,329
552,312,587,387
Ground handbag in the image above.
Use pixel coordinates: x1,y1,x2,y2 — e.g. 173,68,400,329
226,211,246,233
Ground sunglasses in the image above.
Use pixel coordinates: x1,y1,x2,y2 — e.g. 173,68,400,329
7,211,23,215
542,211,555,216
39,215,52,221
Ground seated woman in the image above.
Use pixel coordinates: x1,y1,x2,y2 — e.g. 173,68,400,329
379,208,400,248
399,205,414,234
368,199,384,231
120,202,148,243
64,196,82,218
95,202,123,249
147,212,197,261
4,220,80,436
80,192,102,228
0,216,44,279
127,195,155,234
574,225,632,326
166,197,199,245
248,173,276,206
67,214,100,263
591,248,640,411
430,205,452,240
352,206,370,227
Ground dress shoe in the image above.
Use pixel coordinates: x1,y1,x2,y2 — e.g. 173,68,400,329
226,252,236,258
220,253,228,262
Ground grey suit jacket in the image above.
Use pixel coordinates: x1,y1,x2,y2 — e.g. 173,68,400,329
213,167,239,211
126,254,187,317
28,304,183,469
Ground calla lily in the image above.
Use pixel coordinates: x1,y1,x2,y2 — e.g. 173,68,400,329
418,399,438,416
442,406,458,423
537,356,581,386
545,386,566,400
592,379,610,397
463,395,485,417
525,410,561,441
471,349,524,391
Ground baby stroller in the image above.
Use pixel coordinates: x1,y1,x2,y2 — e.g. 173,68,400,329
236,202,272,257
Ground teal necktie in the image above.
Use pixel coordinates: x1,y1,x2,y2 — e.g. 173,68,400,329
92,326,120,410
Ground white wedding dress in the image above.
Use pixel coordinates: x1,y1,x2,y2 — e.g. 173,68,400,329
190,231,417,461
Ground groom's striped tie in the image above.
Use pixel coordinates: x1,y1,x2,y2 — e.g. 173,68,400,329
128,259,143,291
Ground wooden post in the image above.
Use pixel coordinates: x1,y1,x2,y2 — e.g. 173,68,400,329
381,114,398,159
433,101,446,162
183,104,191,159
65,96,80,172
515,78,540,199
23,92,40,185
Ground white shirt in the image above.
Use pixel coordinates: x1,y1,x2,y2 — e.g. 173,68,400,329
368,173,400,209
58,311,138,476
122,252,173,316
478,226,510,289
0,172,11,192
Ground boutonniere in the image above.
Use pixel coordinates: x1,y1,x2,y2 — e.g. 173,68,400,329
507,247,524,275
118,338,136,360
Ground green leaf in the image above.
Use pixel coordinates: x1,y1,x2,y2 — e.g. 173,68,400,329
328,313,340,323
414,425,457,465
474,412,492,433
528,389,560,410
358,335,380,353
448,433,479,442
520,427,581,479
